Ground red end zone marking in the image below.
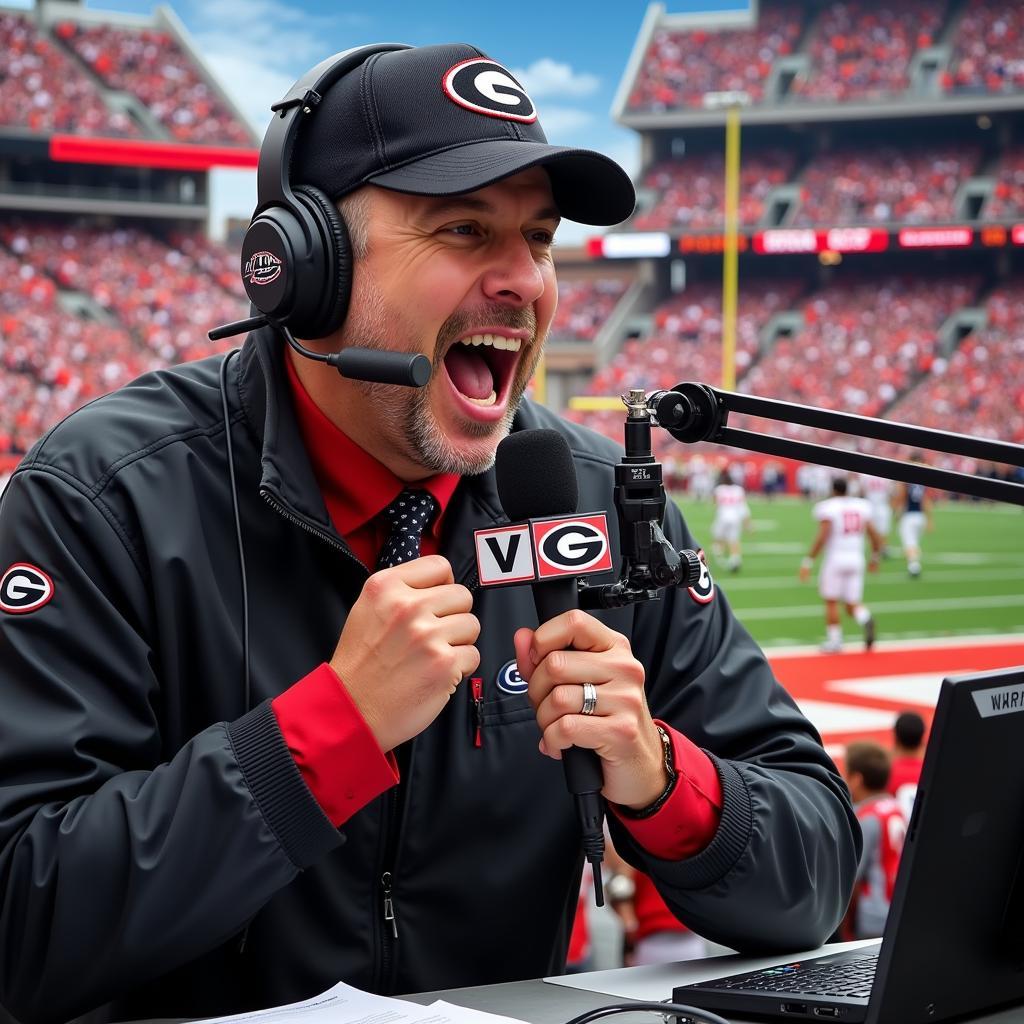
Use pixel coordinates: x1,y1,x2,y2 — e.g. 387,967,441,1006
766,639,1024,760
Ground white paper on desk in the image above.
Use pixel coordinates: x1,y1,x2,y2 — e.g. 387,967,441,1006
189,981,440,1024
542,938,881,1001
425,999,530,1024
194,982,530,1024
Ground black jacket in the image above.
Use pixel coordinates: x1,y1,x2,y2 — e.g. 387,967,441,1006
0,328,860,1023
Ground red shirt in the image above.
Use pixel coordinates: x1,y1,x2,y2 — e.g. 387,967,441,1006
271,354,722,859
887,755,923,796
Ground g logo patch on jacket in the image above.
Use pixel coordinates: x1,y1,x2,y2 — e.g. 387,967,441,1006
496,659,528,695
687,549,715,605
1,563,54,614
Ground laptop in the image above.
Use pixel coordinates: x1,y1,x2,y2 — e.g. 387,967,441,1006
673,666,1024,1024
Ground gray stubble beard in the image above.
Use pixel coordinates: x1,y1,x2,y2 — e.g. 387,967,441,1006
342,282,542,476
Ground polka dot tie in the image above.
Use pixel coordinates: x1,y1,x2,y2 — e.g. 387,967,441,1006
375,489,441,570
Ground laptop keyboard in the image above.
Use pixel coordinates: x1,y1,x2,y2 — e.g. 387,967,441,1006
697,950,879,999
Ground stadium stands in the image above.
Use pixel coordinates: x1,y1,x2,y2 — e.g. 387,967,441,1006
626,3,804,111
2,0,1024,467
566,279,805,452
0,248,149,453
987,144,1024,218
792,0,946,103
0,222,245,453
0,11,138,137
886,280,1024,445
945,0,1024,95
549,277,630,342
57,21,252,145
632,150,797,230
1,223,246,366
742,274,981,420
793,144,983,226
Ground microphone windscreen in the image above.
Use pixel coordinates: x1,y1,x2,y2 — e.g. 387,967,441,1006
495,429,579,521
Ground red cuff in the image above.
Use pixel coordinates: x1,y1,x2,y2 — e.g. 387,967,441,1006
271,663,399,827
613,721,723,859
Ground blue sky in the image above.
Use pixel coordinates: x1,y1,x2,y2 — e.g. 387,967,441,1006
52,0,747,240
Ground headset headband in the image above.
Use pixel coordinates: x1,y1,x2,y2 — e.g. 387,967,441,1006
255,42,412,218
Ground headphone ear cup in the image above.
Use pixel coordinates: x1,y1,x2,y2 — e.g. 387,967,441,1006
292,185,352,339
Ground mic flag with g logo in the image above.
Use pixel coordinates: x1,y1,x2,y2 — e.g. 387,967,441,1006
474,513,613,587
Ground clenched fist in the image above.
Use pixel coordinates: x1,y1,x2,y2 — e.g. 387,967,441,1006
331,555,481,752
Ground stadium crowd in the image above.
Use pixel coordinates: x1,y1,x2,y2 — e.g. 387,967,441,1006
632,150,797,231
626,3,804,111
0,225,244,452
987,145,1024,219
627,0,1024,113
944,0,1024,95
0,12,138,137
886,279,1024,445
0,249,149,454
792,145,982,226
1,222,246,368
741,274,980,419
548,276,630,342
565,280,805,457
56,21,252,145
790,0,946,103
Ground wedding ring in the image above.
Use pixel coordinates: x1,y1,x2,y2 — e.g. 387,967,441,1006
580,682,598,716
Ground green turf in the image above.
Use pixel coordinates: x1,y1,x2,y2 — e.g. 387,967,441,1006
670,494,1024,650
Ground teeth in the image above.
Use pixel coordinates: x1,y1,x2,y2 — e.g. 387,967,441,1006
465,390,498,407
458,334,521,353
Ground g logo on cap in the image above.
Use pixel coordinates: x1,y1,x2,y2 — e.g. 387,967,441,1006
443,58,537,123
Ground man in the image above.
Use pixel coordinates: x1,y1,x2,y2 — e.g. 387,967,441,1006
893,457,933,577
842,742,906,940
800,476,883,652
888,710,926,819
0,43,860,1022
711,466,750,572
857,471,893,555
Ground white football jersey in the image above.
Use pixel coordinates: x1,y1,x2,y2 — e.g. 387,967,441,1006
814,495,872,564
713,483,749,522
858,473,891,507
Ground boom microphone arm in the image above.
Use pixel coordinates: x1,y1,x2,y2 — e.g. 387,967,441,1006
648,382,1024,506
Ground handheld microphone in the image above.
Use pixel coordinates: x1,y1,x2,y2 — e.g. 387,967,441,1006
209,316,431,388
494,428,607,906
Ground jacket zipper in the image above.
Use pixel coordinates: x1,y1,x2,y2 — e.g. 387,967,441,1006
376,569,484,987
470,677,484,748
260,488,350,555
381,870,398,939
257,498,488,978
377,755,406,990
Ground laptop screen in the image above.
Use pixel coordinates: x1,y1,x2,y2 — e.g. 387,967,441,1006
867,666,1024,1024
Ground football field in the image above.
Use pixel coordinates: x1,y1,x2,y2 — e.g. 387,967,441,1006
673,494,1024,650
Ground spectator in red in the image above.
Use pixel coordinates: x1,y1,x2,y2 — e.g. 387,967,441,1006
888,711,926,819
842,742,907,940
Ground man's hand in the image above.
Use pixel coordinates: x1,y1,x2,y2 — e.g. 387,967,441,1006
331,555,480,753
513,611,665,810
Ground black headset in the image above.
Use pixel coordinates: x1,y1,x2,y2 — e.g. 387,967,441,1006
238,42,411,341
220,44,429,714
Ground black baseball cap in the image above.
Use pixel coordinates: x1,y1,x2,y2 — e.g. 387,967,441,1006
293,43,635,226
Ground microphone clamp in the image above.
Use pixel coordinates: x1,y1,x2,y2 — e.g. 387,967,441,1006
578,390,703,612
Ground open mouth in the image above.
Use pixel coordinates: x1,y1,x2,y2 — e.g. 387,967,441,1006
442,333,524,418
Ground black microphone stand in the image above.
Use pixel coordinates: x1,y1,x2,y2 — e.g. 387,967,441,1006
648,382,1024,505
